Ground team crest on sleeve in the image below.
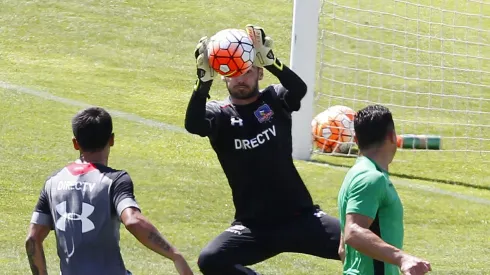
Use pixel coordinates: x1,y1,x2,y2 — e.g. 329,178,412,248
254,104,274,123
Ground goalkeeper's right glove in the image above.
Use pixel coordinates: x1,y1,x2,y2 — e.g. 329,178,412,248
245,25,281,69
194,36,215,82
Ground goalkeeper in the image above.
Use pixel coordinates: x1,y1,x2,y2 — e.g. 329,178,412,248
185,25,342,275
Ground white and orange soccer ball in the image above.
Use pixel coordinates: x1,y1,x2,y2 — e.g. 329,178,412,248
311,106,356,153
207,28,255,78
327,105,356,121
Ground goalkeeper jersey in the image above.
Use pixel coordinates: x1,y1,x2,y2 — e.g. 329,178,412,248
337,156,404,275
185,63,315,223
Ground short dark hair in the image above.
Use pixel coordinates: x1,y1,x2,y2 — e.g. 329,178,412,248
72,107,113,152
354,104,395,150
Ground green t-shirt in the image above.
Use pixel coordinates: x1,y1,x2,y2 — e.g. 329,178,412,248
337,156,404,275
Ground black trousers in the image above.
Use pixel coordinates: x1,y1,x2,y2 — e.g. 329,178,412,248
197,207,341,275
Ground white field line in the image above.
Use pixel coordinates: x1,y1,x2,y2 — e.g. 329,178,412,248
0,81,187,134
2,81,489,206
309,161,490,206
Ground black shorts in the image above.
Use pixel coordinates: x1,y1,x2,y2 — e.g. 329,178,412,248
197,206,341,275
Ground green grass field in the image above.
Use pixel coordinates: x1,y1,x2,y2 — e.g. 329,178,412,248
0,0,489,274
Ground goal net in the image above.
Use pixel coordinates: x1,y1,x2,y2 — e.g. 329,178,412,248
313,0,490,157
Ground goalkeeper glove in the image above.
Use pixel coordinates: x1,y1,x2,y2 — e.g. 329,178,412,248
245,25,282,70
194,36,215,82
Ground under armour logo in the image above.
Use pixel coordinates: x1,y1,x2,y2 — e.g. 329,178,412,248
225,225,247,235
55,201,95,233
230,117,243,127
314,210,327,218
266,50,274,59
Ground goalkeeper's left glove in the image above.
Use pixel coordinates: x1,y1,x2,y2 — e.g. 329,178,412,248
194,36,215,82
245,24,282,69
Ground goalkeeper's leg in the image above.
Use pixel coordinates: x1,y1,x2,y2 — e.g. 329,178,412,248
197,223,278,275
279,207,341,260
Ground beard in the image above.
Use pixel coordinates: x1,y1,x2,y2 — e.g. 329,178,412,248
228,83,259,100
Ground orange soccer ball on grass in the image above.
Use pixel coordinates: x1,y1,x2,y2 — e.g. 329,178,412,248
207,28,256,78
311,106,356,154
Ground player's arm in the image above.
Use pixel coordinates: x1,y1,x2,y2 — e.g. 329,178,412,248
112,172,193,275
26,187,52,275
184,36,220,137
345,213,405,265
120,208,193,273
184,79,221,137
346,213,431,275
343,174,402,264
338,233,345,263
246,25,307,112
343,174,431,274
26,224,49,275
121,208,183,261
268,65,307,112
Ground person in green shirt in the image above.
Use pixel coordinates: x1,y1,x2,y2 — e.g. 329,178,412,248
337,104,431,275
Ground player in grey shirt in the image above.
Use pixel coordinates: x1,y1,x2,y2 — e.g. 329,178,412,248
26,107,194,275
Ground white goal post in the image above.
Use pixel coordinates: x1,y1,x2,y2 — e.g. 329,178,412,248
289,0,321,160
290,0,490,161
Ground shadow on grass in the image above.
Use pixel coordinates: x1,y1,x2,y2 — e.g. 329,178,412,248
308,159,490,191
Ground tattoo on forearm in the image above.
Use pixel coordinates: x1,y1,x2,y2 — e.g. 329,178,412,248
40,247,47,275
26,238,39,275
26,239,47,275
148,231,171,252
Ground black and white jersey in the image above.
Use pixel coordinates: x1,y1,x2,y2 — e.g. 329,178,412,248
185,63,315,223
30,160,140,275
